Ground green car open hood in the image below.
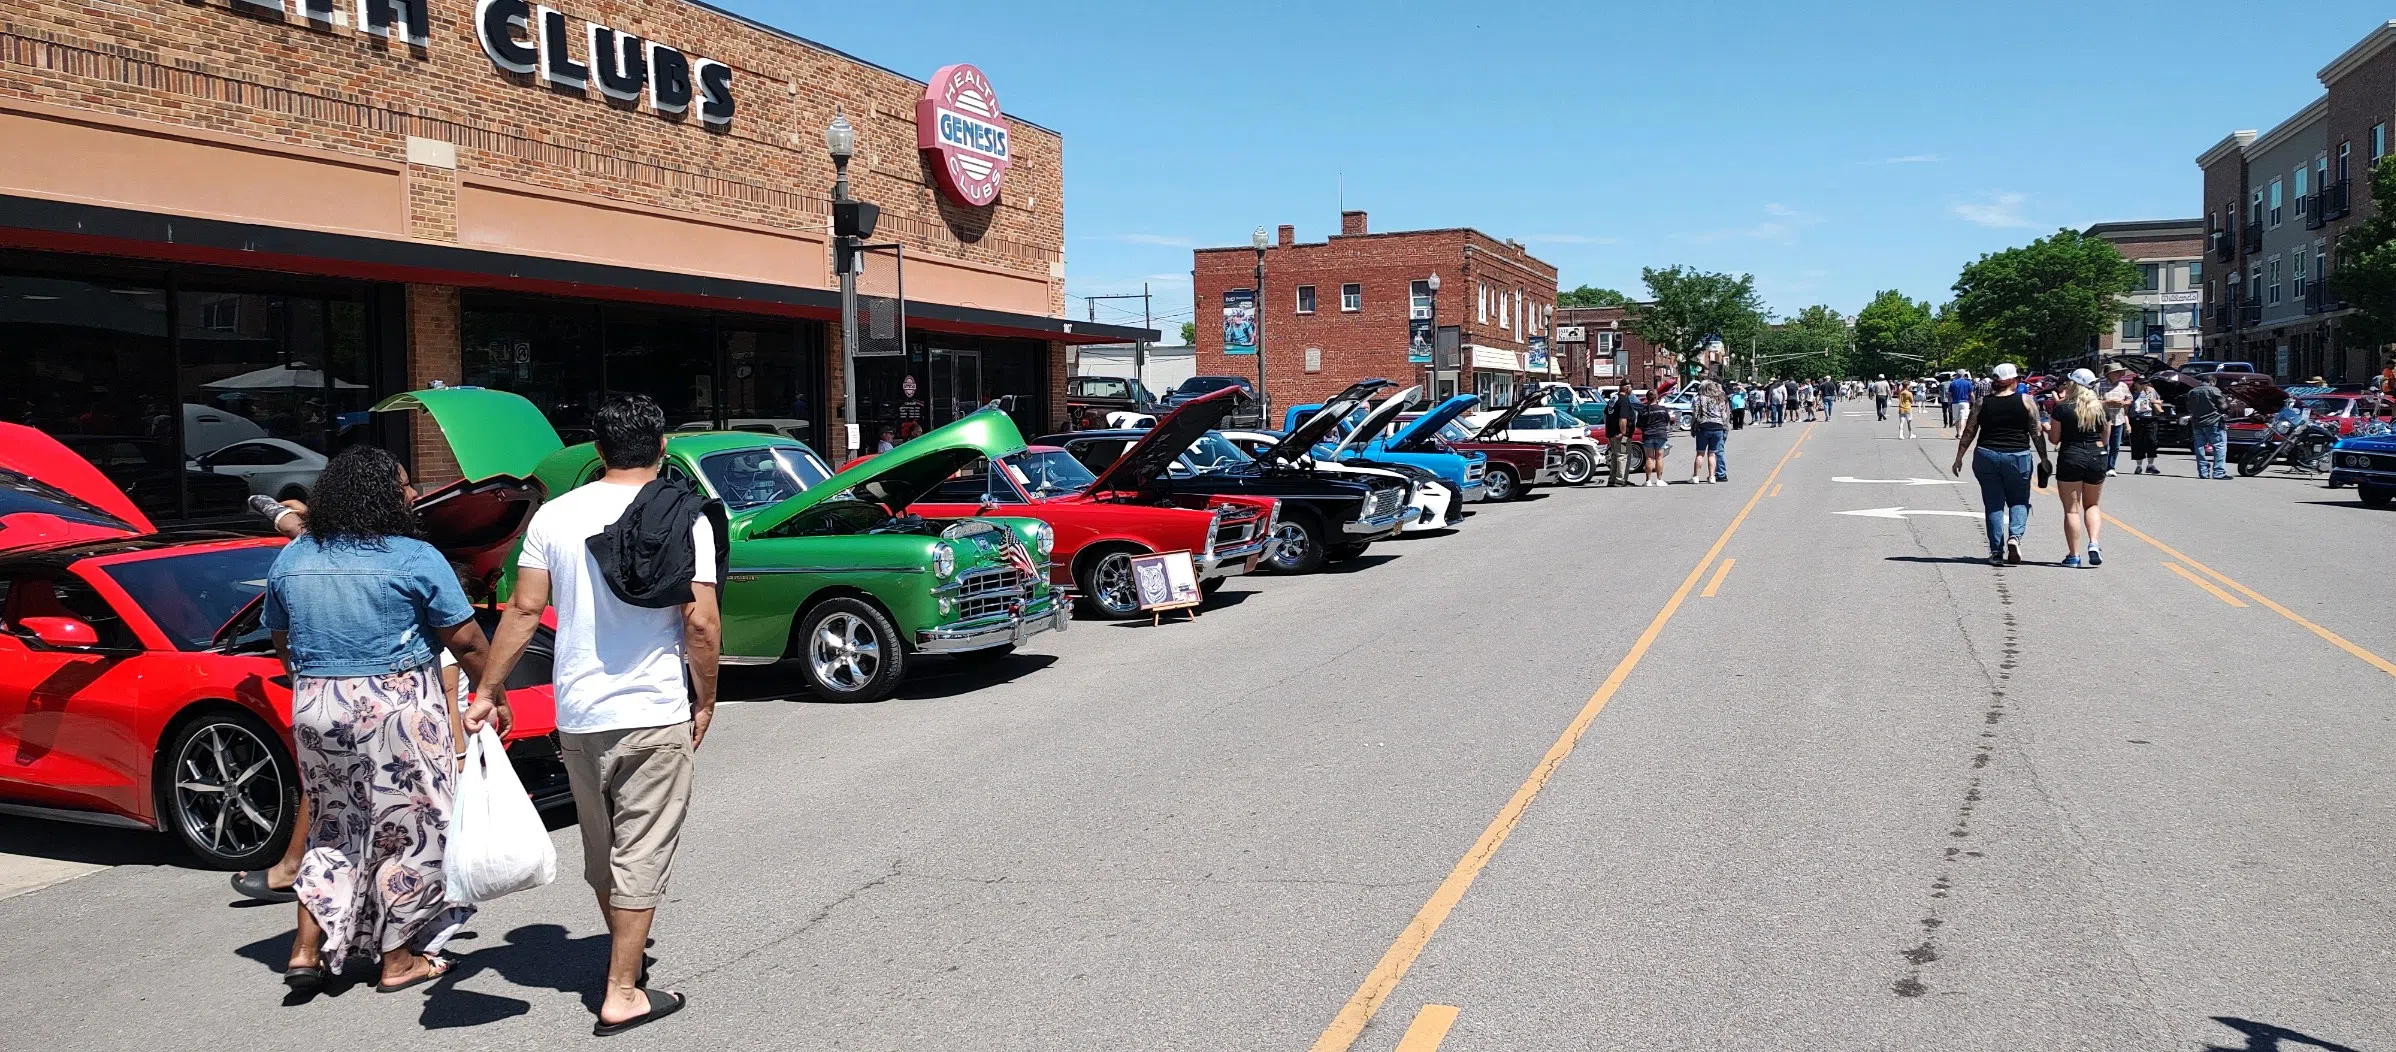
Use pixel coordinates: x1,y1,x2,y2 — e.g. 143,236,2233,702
743,407,1028,538
372,387,564,483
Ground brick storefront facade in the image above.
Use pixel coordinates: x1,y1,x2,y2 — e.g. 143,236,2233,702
2085,220,2205,366
0,0,1150,509
1553,305,1665,392
1190,212,1556,417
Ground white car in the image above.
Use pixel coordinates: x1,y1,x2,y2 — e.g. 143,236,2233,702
1218,427,1460,532
1469,406,1602,485
190,437,327,502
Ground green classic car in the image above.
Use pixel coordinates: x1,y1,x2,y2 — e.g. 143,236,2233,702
522,404,1067,703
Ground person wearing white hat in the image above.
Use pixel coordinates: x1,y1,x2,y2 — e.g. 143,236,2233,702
1950,363,2049,566
2047,368,2110,567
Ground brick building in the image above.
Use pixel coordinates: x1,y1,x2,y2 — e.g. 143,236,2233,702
2083,220,2205,366
2195,20,2396,382
1190,211,1557,416
0,0,1149,521
1553,304,1668,392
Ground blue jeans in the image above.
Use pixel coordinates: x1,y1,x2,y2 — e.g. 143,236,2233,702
1972,447,2033,555
2192,422,2228,478
2104,423,2127,470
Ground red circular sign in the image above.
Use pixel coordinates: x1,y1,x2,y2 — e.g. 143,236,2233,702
915,64,1012,208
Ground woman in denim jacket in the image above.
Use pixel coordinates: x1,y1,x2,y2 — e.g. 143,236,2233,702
265,446,501,994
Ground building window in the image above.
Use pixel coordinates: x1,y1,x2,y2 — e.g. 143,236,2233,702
2294,258,2307,298
1304,347,1322,373
2375,123,2387,162
2269,178,2283,227
2252,189,2264,224
1340,283,1361,312
2295,165,2309,211
1498,291,1509,330
2120,310,2145,339
2339,141,2351,183
2267,257,2282,305
2250,272,2262,301
1477,284,1487,323
1409,280,1432,319
2139,263,2160,291
1295,285,1316,314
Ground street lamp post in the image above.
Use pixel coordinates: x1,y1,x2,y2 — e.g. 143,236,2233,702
1424,271,1441,398
825,107,860,459
1251,227,1270,419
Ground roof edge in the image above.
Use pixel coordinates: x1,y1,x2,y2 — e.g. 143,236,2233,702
2083,219,2205,238
2319,20,2396,86
671,0,1060,136
2250,96,2329,157
2196,130,2258,168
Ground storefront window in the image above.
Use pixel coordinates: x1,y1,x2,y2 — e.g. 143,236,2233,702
720,324,819,448
0,271,179,518
854,333,1050,451
462,297,603,444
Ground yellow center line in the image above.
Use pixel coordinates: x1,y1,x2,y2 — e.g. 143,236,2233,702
1307,424,1816,1052
1769,483,1783,498
1393,1005,1461,1051
2107,511,2396,678
1701,558,1736,598
2162,562,2246,607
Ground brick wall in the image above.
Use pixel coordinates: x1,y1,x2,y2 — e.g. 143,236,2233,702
2199,142,2248,351
2323,30,2396,377
404,283,463,482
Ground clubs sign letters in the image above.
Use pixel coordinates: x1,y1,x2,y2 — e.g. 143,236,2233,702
917,64,1012,207
475,0,735,125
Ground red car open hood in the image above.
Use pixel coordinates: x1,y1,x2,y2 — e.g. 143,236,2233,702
1083,386,1248,494
0,422,154,552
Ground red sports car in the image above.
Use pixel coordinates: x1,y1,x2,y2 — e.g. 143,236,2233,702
0,423,561,869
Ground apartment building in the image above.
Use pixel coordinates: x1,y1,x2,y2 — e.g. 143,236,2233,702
2085,220,2205,366
2197,21,2396,382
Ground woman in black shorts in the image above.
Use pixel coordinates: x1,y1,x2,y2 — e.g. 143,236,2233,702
2046,368,2109,567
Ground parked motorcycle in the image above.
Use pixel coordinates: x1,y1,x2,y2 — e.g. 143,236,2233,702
2238,404,2338,476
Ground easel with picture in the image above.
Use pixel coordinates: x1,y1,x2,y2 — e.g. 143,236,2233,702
1130,550,1202,626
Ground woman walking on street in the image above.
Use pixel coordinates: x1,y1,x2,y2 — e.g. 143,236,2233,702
1950,363,2051,567
1690,382,1729,484
2047,369,2109,567
1640,394,1675,486
266,446,498,993
1895,383,1917,439
2128,378,2163,474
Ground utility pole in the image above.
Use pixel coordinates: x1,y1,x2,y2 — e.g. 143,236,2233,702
1085,286,1157,390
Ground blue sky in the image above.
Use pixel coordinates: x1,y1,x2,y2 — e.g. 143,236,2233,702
739,0,2391,338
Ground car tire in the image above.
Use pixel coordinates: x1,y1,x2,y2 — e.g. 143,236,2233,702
796,597,906,703
1484,465,1521,502
160,708,296,871
1326,543,1368,563
1560,449,1596,485
1073,547,1146,620
2361,485,2393,508
1264,509,1326,574
1199,577,1227,595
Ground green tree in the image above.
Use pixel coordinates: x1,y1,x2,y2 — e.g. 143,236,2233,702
1625,266,1765,376
1930,302,2005,375
1851,290,1936,379
2330,155,2396,355
1179,321,1197,345
1950,228,2138,371
1750,305,1849,380
1557,284,1629,308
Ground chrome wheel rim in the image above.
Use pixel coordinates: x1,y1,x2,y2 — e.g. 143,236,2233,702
173,721,283,861
1271,522,1310,569
1562,450,1594,484
809,612,882,692
1486,471,1516,500
1091,553,1139,614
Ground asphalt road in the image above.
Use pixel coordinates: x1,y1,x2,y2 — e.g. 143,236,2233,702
2,406,2390,1051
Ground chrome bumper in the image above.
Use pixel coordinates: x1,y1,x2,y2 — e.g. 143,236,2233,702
1344,506,1411,535
1461,480,1489,501
1201,532,1273,579
915,593,1067,653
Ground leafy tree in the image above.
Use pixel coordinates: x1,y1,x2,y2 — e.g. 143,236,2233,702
1851,290,1937,380
1931,302,2005,375
1557,285,1630,308
1951,228,2138,371
1625,266,1765,377
1179,321,1197,345
2330,155,2396,354
1750,305,1849,380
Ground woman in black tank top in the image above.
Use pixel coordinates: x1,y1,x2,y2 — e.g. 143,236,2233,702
1951,368,2050,566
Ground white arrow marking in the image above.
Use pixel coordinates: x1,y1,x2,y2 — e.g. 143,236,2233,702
1831,476,1969,486
1836,506,1982,519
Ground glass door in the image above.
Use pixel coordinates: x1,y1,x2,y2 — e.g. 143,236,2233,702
930,347,981,425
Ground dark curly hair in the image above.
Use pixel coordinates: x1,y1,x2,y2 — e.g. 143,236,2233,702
306,445,420,546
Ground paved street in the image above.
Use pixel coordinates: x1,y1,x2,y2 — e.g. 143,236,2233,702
3,413,2391,1052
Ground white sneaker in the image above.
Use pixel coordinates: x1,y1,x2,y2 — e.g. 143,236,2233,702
2107,468,2118,477
1690,476,1702,484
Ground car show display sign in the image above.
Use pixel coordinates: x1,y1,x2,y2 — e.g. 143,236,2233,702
1130,550,1201,620
917,64,1012,207
1223,290,1257,356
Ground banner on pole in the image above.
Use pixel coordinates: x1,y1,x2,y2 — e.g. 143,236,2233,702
1408,317,1433,364
1222,289,1257,356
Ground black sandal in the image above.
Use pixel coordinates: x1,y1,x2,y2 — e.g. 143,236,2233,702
232,870,297,904
282,964,326,992
593,989,687,1037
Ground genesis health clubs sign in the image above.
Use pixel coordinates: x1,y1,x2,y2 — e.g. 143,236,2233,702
917,64,1012,207
475,0,734,125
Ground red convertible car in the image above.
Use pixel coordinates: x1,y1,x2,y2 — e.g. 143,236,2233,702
0,420,561,869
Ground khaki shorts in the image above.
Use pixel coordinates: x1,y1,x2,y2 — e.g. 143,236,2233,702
559,722,694,910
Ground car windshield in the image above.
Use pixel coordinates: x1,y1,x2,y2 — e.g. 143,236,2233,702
1176,377,1246,397
1178,433,1253,474
699,447,832,511
0,468,134,532
1073,378,1133,399
99,545,278,651
2299,397,2353,416
1437,419,1477,444
1006,450,1097,495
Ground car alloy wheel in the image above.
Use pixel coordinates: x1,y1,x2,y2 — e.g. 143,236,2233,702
1484,466,1519,501
1081,550,1142,618
809,611,883,692
168,714,290,869
1269,520,1314,572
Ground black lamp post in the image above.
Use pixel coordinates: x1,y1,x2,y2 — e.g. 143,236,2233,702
1251,227,1270,418
1425,271,1441,399
826,106,859,458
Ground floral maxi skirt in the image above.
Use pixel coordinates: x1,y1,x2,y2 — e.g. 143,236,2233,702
291,664,472,971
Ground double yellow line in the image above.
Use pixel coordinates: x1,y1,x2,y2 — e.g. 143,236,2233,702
1307,424,1815,1052
2107,512,2396,679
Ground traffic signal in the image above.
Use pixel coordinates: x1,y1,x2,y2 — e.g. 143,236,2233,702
833,200,880,275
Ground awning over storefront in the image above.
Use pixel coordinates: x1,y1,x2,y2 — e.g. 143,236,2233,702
0,193,1157,345
1468,344,1522,371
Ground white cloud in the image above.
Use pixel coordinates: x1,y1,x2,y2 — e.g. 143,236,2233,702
1881,154,1941,164
1951,192,2031,228
1683,203,1821,244
1524,233,1620,245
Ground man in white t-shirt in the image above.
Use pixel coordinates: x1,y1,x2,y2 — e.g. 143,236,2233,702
480,393,717,1037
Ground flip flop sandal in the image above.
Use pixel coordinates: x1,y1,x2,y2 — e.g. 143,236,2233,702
593,989,687,1037
232,870,297,904
282,965,326,992
374,955,452,994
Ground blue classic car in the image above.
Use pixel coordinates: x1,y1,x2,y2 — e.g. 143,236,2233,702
2328,430,2396,506
1282,382,1489,502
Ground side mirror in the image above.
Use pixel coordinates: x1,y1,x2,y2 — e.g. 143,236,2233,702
18,616,99,649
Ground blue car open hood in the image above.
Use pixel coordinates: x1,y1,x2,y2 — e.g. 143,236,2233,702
1388,395,1482,448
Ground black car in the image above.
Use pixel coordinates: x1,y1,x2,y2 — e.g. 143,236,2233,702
1038,386,1412,574
1164,375,1266,429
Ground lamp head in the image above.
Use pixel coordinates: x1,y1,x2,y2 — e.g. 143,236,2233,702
824,105,856,161
1251,227,1269,251
1426,272,1441,292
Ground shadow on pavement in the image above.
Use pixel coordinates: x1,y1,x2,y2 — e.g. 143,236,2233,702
892,653,1060,701
1315,554,1399,575
2294,499,2390,512
0,814,187,871
1884,556,2004,566
2203,1015,2365,1052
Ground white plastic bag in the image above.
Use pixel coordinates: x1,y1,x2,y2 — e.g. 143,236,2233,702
444,726,556,904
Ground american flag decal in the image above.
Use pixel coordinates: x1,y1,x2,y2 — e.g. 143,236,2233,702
1001,537,1039,580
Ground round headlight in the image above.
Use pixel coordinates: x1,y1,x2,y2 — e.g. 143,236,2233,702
931,542,957,578
1028,520,1054,557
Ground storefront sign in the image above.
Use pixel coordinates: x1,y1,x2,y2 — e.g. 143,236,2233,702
917,64,1012,207
1222,289,1257,356
1408,317,1433,364
1555,325,1586,343
475,0,734,125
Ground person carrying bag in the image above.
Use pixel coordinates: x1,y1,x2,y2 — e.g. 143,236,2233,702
445,726,559,903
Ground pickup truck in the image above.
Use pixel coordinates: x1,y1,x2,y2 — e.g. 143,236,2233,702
1063,375,1166,430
